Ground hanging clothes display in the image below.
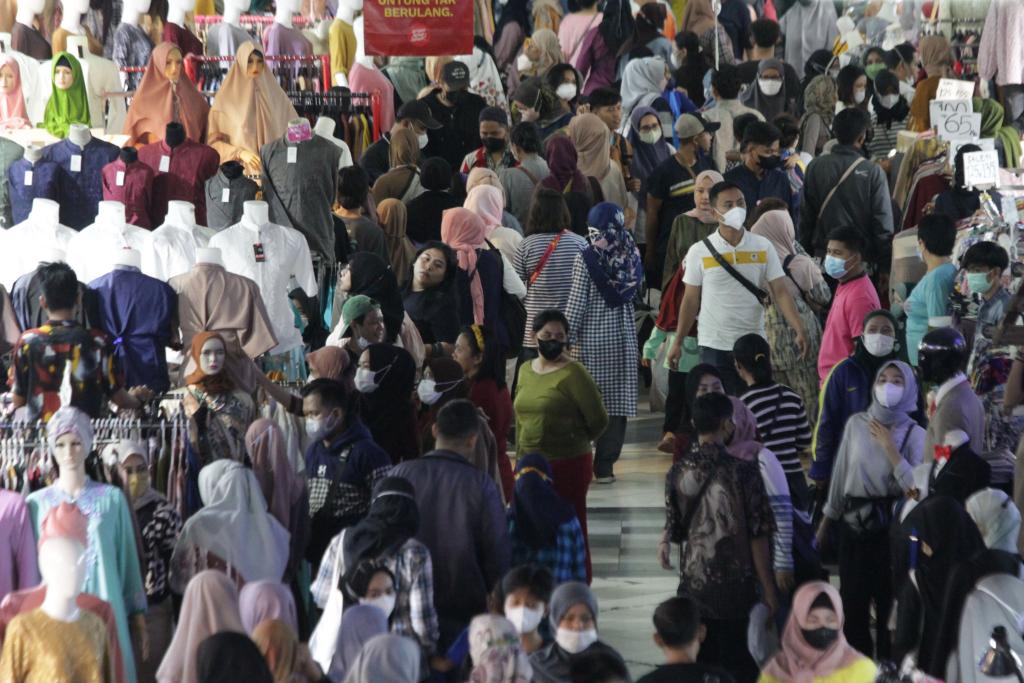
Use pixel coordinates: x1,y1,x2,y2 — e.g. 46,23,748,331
41,52,91,139
204,162,258,231
2,208,76,289
88,265,176,393
262,22,313,58
137,136,220,227
65,213,154,284
41,136,119,230
110,22,153,92
10,21,50,60
260,133,342,261
101,151,155,229
162,21,202,57
148,203,217,281
6,157,59,227
206,21,257,58
123,43,210,147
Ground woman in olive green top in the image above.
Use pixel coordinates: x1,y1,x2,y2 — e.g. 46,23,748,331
661,170,723,291
514,309,607,582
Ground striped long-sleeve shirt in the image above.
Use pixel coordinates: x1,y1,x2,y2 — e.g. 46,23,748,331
740,382,812,475
757,447,794,573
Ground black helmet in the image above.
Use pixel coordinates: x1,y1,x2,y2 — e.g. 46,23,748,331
918,327,968,384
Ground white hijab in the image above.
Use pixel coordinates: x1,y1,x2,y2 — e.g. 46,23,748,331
966,488,1022,554
175,460,290,584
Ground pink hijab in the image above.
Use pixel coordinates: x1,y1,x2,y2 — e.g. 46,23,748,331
763,581,867,683
441,207,488,324
0,55,29,129
244,418,303,533
464,184,505,235
727,396,762,462
751,209,824,302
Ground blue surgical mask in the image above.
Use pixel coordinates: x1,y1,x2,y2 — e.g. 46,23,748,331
824,254,848,279
966,271,992,296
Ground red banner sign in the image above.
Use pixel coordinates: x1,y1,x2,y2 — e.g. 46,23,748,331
362,0,474,56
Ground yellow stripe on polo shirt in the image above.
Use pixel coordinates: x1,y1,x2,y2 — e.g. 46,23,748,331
701,250,769,269
667,181,696,198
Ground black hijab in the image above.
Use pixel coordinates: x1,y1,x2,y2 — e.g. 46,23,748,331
512,453,577,549
598,0,635,57
851,308,900,380
197,633,274,683
871,70,911,127
342,477,419,593
402,241,460,341
360,344,420,463
348,252,405,342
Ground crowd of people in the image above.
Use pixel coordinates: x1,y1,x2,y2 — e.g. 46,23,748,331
0,0,1023,682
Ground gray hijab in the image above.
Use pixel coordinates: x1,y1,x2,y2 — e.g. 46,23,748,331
866,360,918,426
741,58,789,120
548,581,598,631
328,605,389,682
342,634,420,683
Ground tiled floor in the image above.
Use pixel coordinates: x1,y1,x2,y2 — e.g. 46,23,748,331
586,407,677,678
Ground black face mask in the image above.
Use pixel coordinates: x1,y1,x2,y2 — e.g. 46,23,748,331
801,627,839,650
482,136,506,153
758,154,783,170
537,339,566,361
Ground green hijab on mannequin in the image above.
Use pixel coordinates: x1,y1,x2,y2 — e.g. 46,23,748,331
42,52,90,138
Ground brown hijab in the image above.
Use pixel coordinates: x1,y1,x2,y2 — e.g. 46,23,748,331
306,346,350,381
251,619,300,683
123,42,209,145
378,198,416,289
208,42,298,161
919,35,952,78
388,127,419,168
567,113,611,179
184,331,235,394
681,0,716,37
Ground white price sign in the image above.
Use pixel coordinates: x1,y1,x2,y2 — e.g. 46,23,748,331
936,78,976,101
929,99,971,132
938,112,981,141
962,150,999,188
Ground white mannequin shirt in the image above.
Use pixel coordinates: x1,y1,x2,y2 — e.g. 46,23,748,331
66,220,154,284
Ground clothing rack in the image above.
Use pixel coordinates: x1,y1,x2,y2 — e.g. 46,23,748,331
118,53,333,95
191,14,318,44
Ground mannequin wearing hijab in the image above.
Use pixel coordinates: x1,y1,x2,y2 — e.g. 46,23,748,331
208,42,299,174
0,56,29,129
182,332,257,466
124,43,210,147
112,438,182,683
42,52,91,138
26,407,147,683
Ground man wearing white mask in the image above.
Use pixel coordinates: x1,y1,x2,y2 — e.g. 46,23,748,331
358,100,442,184
668,181,808,394
501,565,554,655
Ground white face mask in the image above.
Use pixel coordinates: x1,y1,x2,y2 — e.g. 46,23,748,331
854,88,866,104
556,627,598,654
417,378,441,405
505,602,545,635
758,78,782,96
874,382,904,408
862,332,895,357
354,367,379,393
717,206,746,230
305,417,322,437
670,52,683,69
556,83,577,101
417,131,429,149
516,53,533,72
355,335,371,350
360,593,396,618
879,93,900,109
639,129,661,145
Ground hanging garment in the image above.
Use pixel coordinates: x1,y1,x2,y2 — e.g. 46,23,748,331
6,159,60,227
206,22,257,59
204,165,258,231
66,220,154,284
148,219,216,281
100,158,155,229
88,265,176,393
0,491,38,604
0,608,116,683
41,137,119,230
162,22,202,57
137,139,220,227
110,23,153,92
348,63,395,133
328,19,356,84
0,216,75,289
10,22,50,59
262,22,313,58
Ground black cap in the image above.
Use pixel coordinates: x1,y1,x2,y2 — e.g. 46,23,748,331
442,61,470,89
396,99,442,130
693,112,720,133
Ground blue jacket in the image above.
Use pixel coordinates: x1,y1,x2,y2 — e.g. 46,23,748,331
811,355,874,482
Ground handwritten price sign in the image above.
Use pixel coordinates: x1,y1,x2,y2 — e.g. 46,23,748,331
962,150,999,189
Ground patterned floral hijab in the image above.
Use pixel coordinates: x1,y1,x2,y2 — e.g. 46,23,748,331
582,202,643,308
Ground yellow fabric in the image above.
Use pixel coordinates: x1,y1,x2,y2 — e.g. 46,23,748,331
194,0,214,16
701,250,770,268
0,608,114,683
329,19,356,82
759,657,878,683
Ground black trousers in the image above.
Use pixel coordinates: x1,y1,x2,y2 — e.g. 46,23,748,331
663,369,690,434
838,521,893,660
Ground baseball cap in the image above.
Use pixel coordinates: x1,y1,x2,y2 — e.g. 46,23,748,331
693,111,721,133
442,61,470,89
675,113,704,139
396,100,442,130
341,295,380,335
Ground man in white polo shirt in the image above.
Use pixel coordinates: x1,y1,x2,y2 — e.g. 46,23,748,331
667,181,808,393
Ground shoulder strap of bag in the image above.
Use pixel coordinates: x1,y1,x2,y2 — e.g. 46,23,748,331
782,254,807,297
701,237,770,305
516,163,539,185
817,157,866,221
567,11,600,63
529,231,564,285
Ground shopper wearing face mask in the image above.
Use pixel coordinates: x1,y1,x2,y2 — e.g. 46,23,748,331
817,360,924,659
800,108,894,279
301,378,392,564
818,228,881,381
741,59,796,121
311,476,440,658
760,582,877,683
514,309,608,582
460,107,517,174
723,121,797,218
668,181,809,395
509,454,587,583
529,581,626,683
356,343,420,465
359,100,442,185
547,63,581,114
113,439,182,683
422,61,488,172
835,65,870,114
500,564,554,655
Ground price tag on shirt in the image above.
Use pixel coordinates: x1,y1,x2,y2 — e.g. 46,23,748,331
116,171,125,186
287,146,297,164
221,188,230,203
159,155,170,173
253,243,266,262
70,155,82,173
23,170,31,186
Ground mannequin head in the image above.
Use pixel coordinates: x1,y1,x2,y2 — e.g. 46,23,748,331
46,406,94,472
0,63,16,93
97,200,127,226
38,504,88,600
53,56,75,91
336,0,362,22
223,0,247,24
163,47,183,84
165,122,185,147
60,0,89,30
16,0,45,24
198,336,226,376
247,49,266,77
275,0,301,22
166,0,191,24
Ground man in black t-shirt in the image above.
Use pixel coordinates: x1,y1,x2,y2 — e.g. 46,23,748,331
636,597,735,683
422,61,488,172
358,100,441,184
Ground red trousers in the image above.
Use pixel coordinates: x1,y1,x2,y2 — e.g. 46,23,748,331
549,453,593,583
